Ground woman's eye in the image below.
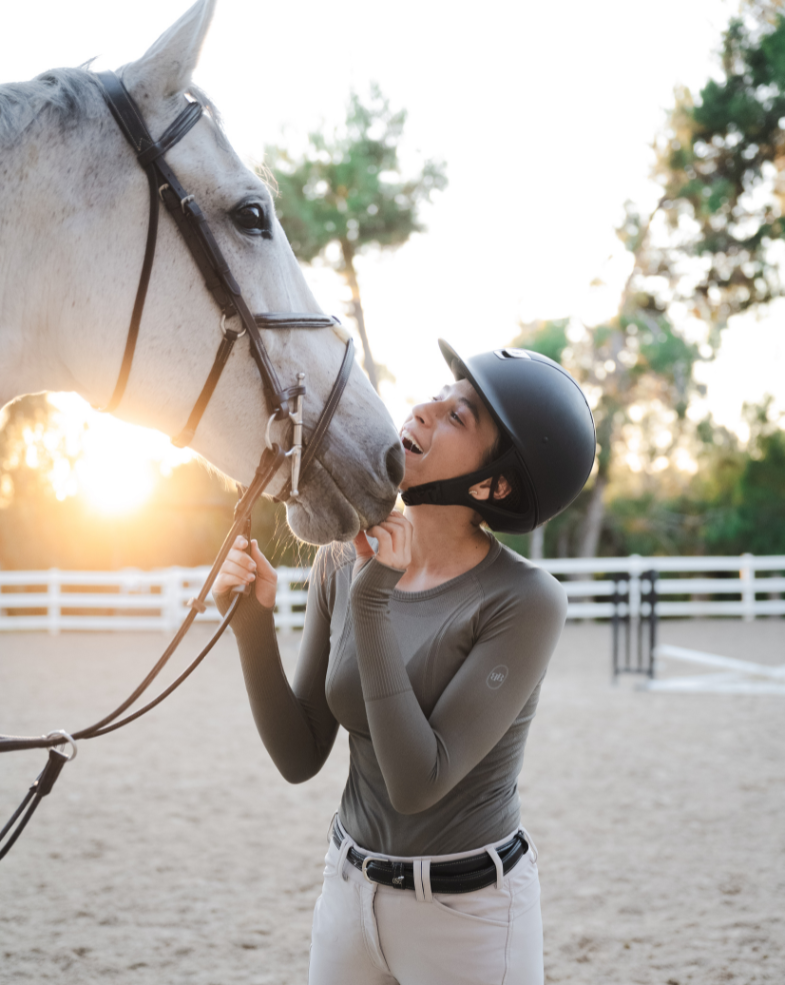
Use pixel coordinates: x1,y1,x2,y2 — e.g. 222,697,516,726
450,411,463,424
232,204,271,237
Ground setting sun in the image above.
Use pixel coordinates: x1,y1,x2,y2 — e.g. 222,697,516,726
43,393,194,514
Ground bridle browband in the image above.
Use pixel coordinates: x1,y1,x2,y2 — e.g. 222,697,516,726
0,71,359,858
95,70,354,495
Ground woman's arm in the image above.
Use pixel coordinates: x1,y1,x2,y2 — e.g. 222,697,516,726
214,542,339,783
350,555,567,814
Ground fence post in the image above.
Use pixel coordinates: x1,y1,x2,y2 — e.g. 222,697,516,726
628,554,641,618
276,567,291,631
740,553,755,623
48,568,61,636
166,568,181,631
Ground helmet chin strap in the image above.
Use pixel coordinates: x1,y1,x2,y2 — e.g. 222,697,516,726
401,447,538,530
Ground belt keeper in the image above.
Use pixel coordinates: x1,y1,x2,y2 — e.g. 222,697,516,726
187,597,207,614
337,836,352,881
486,845,504,890
413,859,432,902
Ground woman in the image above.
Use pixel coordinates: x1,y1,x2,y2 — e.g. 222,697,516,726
213,340,595,985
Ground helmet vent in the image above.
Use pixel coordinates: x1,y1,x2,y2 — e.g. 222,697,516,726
494,348,531,360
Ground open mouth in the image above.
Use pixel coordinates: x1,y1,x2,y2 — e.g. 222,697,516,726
401,431,423,455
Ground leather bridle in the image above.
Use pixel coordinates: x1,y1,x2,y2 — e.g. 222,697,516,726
0,72,359,858
96,70,355,497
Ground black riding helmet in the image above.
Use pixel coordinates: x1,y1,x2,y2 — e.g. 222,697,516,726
400,340,596,534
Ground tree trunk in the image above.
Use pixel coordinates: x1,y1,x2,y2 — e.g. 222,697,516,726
340,243,380,393
529,524,545,560
576,475,608,558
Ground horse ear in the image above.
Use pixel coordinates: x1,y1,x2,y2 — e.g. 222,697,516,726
122,0,217,99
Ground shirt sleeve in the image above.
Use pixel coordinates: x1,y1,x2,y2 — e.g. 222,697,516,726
349,556,567,814
214,551,339,784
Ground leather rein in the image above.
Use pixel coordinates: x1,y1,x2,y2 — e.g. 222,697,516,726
0,71,355,858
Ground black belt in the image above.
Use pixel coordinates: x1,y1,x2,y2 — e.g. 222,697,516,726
332,826,528,895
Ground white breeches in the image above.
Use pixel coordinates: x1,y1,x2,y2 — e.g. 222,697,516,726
309,822,544,985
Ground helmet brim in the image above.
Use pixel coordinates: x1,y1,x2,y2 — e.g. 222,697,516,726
438,338,511,443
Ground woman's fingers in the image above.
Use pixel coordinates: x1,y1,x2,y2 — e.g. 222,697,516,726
213,538,257,595
228,548,257,573
230,559,257,580
365,512,411,570
354,511,413,573
212,537,278,608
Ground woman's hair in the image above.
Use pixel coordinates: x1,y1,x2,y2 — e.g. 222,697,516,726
484,428,526,513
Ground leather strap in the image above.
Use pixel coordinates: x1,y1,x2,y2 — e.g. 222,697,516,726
137,101,204,167
255,313,339,330
275,337,355,501
96,71,291,421
332,827,528,895
96,71,204,414
103,164,159,414
171,327,243,448
96,70,352,481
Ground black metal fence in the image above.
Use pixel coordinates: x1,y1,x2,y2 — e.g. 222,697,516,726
611,570,658,679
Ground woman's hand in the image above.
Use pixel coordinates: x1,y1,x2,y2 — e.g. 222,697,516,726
212,536,278,609
353,511,412,577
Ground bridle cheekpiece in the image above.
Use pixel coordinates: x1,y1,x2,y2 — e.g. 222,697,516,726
95,70,354,499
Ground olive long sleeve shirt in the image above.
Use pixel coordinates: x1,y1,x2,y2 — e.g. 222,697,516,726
217,536,566,856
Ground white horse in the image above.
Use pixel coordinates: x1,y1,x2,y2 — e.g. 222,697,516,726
0,0,403,544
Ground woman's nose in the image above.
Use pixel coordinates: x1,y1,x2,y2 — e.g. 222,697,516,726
411,400,435,424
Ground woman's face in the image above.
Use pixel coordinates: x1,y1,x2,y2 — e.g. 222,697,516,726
399,379,499,491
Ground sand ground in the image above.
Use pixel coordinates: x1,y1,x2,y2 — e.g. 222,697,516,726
0,619,783,985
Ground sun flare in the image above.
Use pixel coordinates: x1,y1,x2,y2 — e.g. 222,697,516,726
44,393,194,514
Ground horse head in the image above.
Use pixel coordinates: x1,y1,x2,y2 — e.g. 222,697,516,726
0,0,404,543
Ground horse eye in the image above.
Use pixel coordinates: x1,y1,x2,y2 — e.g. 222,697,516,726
232,203,271,237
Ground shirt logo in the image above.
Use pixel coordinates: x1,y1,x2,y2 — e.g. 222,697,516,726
486,665,508,690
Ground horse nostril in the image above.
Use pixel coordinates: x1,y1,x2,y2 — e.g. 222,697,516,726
385,442,405,488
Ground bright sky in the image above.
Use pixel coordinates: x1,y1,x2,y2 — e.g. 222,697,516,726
3,0,783,441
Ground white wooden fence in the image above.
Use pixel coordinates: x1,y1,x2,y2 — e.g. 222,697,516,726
0,554,783,634
0,567,308,634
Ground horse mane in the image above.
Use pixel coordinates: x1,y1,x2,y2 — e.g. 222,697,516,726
0,66,105,148
0,65,227,150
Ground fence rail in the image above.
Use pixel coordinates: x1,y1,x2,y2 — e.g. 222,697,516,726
1,554,783,633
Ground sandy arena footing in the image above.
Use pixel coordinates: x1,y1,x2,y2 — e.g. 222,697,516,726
1,619,783,984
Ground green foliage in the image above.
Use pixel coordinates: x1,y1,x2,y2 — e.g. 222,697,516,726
265,84,446,391
657,13,785,323
265,85,447,264
517,318,570,364
596,400,785,556
702,398,785,553
508,7,785,558
513,311,701,479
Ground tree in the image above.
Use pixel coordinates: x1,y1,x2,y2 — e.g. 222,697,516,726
655,7,785,330
598,399,785,556
511,5,785,558
513,211,703,559
702,397,785,553
264,85,447,392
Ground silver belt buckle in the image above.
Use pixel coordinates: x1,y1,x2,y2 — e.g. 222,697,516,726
361,854,390,885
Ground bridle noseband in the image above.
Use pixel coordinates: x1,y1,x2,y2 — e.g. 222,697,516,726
95,70,354,498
